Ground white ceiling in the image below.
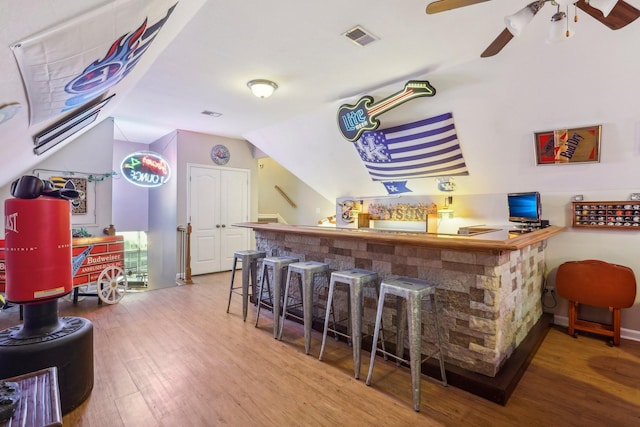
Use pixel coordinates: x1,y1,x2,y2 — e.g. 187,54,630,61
2,0,640,196
112,0,504,143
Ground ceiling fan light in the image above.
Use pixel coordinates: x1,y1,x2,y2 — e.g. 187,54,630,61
587,0,618,17
554,0,577,6
247,79,278,98
546,12,574,44
505,6,535,37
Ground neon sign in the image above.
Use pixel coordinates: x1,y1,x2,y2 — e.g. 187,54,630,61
120,151,171,187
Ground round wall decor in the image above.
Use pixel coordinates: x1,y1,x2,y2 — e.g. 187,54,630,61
211,144,230,165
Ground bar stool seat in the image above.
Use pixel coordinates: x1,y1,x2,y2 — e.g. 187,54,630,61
255,256,300,338
318,268,379,379
278,261,330,354
365,276,447,412
226,250,266,321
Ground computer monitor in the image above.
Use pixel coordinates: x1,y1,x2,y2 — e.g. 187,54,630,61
507,192,541,225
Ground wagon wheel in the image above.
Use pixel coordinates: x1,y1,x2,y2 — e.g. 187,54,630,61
97,266,128,304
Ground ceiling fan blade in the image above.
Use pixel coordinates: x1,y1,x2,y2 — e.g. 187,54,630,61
426,0,491,14
576,0,640,30
480,28,514,58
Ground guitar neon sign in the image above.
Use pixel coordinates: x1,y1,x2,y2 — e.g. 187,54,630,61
120,151,171,187
337,80,436,142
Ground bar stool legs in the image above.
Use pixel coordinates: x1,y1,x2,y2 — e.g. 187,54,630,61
226,250,266,321
318,268,379,379
255,256,299,338
366,277,447,412
278,261,329,355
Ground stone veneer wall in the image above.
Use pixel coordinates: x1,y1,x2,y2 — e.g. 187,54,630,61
255,230,546,377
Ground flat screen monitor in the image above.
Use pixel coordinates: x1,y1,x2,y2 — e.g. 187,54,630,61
507,192,541,224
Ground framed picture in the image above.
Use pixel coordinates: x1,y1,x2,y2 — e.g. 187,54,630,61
35,171,96,226
534,125,601,165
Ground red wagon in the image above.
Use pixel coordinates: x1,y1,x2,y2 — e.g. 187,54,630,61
0,236,128,306
69,235,128,304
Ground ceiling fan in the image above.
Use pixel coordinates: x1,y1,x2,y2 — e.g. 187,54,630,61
426,0,640,57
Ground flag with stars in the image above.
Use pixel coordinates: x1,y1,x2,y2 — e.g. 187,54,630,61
353,112,469,184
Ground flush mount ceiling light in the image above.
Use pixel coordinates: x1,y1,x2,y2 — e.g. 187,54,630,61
247,79,278,98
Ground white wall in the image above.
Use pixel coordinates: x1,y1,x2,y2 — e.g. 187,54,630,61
0,117,115,238
148,131,179,287
175,130,260,228
244,28,640,338
257,158,334,225
112,139,150,232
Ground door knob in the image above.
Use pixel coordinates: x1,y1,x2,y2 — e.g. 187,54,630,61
221,224,226,228
216,224,221,228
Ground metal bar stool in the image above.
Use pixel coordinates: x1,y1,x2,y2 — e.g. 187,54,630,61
277,261,330,354
226,250,266,321
255,256,300,338
365,276,447,412
318,268,379,379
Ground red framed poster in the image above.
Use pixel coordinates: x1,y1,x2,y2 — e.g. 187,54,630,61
534,125,601,165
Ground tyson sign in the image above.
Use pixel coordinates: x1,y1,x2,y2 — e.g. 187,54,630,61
120,151,171,187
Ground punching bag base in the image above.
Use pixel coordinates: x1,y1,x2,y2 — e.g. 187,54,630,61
0,316,94,415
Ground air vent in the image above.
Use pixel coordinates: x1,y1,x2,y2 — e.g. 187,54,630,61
201,110,222,117
343,25,378,47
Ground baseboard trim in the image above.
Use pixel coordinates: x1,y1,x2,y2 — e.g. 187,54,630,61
553,315,640,342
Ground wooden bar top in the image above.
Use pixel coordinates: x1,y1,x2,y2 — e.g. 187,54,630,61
234,222,565,252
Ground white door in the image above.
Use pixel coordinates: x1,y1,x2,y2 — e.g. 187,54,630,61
189,165,249,275
219,168,250,271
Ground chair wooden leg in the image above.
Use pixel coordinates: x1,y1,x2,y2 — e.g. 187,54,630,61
568,301,578,338
612,307,621,346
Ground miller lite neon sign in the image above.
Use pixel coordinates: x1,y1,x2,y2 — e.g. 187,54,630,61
120,151,171,187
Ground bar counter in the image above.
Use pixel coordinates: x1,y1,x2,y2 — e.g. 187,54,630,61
235,222,564,403
234,222,564,253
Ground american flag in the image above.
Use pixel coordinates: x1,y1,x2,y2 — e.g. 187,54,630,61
353,112,468,182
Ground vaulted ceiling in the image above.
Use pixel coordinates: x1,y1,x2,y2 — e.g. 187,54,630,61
2,0,640,198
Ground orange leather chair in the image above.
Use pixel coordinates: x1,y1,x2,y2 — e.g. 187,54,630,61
556,260,637,346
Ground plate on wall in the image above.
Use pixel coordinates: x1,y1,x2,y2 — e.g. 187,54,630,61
211,144,230,165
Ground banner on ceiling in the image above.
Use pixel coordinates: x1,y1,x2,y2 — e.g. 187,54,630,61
11,0,178,125
351,112,469,192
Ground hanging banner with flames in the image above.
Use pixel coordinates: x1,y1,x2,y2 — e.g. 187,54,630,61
11,0,178,125
121,151,171,187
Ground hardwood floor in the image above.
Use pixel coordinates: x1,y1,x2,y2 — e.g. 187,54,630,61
1,272,639,426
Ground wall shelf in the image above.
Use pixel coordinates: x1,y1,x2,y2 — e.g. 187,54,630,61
572,201,640,229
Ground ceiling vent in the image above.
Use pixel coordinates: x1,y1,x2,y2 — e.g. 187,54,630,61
201,110,222,117
343,25,378,47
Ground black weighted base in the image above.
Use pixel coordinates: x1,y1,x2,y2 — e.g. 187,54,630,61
0,300,94,414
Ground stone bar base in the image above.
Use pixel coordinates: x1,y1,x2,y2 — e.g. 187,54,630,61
254,229,547,378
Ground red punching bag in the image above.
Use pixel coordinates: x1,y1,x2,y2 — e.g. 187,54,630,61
4,197,72,303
